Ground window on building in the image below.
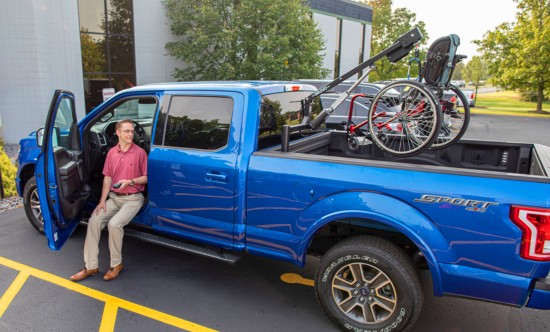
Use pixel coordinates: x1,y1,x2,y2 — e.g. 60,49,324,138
78,0,136,113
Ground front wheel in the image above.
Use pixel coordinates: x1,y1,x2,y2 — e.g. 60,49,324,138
315,236,423,332
23,176,44,234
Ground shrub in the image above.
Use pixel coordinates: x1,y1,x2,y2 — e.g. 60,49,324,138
0,142,18,197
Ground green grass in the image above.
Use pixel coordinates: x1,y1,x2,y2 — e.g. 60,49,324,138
472,90,550,117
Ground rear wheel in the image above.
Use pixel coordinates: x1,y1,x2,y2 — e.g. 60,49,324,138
368,80,441,156
315,236,423,332
23,176,44,234
430,84,470,149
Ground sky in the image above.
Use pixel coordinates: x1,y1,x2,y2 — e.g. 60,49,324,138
391,0,518,61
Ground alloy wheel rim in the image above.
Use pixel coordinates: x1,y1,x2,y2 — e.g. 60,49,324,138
331,262,397,324
30,188,43,227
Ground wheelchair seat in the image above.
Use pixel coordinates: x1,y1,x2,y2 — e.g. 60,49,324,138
422,34,461,88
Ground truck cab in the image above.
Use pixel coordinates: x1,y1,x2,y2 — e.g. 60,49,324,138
18,82,318,251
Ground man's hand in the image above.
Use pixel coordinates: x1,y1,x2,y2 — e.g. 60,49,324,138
123,179,131,189
113,179,134,190
94,201,107,215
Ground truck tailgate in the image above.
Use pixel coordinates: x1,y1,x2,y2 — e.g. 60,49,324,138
532,144,550,177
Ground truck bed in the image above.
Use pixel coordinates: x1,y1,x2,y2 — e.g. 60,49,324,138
262,131,550,180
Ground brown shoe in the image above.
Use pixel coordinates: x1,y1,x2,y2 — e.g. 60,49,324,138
70,267,99,282
103,263,123,281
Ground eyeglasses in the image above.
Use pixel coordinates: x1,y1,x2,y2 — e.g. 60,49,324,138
119,129,135,134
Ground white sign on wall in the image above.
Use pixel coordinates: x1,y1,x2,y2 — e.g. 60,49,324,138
102,88,116,101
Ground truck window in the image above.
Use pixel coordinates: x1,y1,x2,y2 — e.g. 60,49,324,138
158,96,233,150
53,96,75,149
54,97,73,132
258,91,318,149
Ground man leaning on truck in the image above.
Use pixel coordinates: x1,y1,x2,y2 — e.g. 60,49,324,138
70,119,148,282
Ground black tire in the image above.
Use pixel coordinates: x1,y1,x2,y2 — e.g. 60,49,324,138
23,176,44,234
368,80,441,157
315,236,423,332
430,84,471,149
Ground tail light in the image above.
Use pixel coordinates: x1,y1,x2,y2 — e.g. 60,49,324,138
470,92,475,99
510,206,550,261
449,96,457,104
441,96,456,112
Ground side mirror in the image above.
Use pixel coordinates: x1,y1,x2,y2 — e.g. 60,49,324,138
36,128,44,147
36,127,60,148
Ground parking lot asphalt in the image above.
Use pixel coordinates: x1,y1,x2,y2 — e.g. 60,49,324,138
0,208,331,332
0,256,213,331
463,113,550,146
2,207,550,332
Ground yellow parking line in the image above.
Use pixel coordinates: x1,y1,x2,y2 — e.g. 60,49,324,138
280,273,314,287
0,256,216,332
99,301,118,332
0,271,30,318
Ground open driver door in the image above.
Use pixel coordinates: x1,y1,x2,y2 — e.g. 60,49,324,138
35,90,91,250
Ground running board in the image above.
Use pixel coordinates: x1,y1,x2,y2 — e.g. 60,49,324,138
124,228,242,265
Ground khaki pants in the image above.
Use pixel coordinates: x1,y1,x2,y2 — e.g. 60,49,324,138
84,192,144,269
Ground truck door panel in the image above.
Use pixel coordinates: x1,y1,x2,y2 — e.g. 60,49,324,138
147,92,244,249
54,147,86,219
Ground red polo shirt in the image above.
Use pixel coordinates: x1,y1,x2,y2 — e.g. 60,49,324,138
103,142,147,194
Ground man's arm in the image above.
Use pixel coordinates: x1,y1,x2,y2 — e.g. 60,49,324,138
101,176,113,200
116,175,147,189
130,175,147,185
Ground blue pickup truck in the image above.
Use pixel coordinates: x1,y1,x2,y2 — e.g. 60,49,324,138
16,82,550,331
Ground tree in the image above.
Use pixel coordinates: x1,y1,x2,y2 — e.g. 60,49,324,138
80,32,106,77
98,0,135,90
475,0,549,112
163,0,329,81
452,61,465,80
365,0,428,81
102,0,134,75
463,56,487,105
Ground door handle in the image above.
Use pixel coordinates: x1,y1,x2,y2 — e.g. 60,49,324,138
206,171,228,183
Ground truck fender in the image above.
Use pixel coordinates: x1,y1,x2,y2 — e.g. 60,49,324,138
16,162,36,197
297,191,452,296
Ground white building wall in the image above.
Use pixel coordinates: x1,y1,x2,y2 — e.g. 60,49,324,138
312,13,337,79
133,0,182,84
339,20,363,80
0,0,84,144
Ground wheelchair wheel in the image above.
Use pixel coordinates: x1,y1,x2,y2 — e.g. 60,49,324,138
430,84,470,149
367,80,441,157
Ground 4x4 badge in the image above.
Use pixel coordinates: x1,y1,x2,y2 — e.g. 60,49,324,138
414,194,498,213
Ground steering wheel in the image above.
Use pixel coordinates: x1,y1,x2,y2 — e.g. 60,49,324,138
132,121,150,151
